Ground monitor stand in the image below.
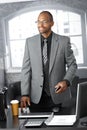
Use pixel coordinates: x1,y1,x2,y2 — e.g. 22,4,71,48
79,116,87,127
81,121,87,126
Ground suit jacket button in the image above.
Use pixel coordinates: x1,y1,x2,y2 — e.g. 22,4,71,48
40,85,43,88
41,74,44,77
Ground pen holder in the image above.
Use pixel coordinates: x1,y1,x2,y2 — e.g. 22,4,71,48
0,87,8,121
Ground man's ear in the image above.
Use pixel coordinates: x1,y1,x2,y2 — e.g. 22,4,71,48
51,21,54,27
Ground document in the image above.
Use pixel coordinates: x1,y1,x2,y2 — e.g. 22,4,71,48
45,115,76,126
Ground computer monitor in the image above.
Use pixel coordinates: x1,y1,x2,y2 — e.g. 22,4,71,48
76,81,87,119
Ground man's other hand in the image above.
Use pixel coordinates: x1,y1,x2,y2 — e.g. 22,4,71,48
55,80,68,93
20,96,30,112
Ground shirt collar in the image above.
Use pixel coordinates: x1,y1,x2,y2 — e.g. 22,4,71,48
41,32,52,42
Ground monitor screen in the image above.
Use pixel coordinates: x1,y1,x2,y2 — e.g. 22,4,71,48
76,81,87,119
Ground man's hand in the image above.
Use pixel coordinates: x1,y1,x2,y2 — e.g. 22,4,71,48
55,81,68,93
20,96,31,112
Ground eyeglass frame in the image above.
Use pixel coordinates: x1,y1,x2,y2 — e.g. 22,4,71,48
35,20,52,25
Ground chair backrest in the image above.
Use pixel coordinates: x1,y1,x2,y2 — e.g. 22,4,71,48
7,81,21,105
76,68,87,79
70,76,79,98
10,82,21,96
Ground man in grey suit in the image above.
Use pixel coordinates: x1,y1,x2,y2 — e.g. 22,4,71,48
20,11,77,112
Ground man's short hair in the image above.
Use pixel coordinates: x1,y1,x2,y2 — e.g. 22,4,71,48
40,11,53,22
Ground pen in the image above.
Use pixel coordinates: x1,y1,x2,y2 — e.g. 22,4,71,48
55,87,61,92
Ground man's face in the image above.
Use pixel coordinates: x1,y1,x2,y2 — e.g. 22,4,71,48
37,13,54,35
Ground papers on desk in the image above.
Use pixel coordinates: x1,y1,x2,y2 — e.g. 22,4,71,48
45,115,76,126
19,110,53,119
19,113,52,118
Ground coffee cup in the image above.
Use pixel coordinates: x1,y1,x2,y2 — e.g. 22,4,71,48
10,100,19,116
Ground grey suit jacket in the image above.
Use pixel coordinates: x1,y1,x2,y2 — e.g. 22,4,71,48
21,32,77,104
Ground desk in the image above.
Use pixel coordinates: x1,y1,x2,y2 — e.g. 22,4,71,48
21,128,87,130
0,105,86,129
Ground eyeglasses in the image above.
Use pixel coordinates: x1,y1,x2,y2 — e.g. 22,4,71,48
35,20,50,25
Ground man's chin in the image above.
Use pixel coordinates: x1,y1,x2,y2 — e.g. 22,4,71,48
38,29,45,34
40,32,43,35
39,31,45,34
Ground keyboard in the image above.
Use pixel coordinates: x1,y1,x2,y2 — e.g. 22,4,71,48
24,119,43,127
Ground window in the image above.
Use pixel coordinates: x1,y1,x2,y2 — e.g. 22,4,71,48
5,9,84,70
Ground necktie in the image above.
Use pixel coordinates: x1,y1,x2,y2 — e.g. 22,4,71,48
43,39,48,65
42,39,50,95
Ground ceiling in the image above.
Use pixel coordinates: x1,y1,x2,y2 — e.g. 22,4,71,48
0,0,87,18
0,0,35,4
0,1,33,18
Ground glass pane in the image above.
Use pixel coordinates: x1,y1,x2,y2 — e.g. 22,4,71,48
10,40,25,67
9,16,21,39
70,36,83,64
57,10,69,35
69,21,81,35
69,12,81,35
69,12,81,21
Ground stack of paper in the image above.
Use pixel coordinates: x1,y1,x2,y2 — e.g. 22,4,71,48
45,115,76,126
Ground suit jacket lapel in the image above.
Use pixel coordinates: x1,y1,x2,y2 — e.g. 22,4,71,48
49,33,59,74
35,35,43,74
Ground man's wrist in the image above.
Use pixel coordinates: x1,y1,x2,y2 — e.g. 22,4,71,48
21,95,29,97
63,79,70,87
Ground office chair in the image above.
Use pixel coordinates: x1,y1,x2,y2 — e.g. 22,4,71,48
70,76,79,98
76,68,87,83
7,81,21,105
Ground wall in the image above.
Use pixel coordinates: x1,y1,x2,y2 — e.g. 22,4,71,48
0,20,5,88
5,72,21,85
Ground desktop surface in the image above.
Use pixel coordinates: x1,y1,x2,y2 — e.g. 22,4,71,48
0,104,86,129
